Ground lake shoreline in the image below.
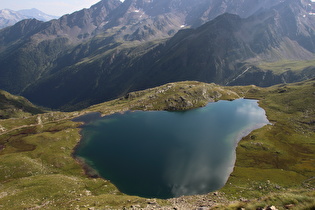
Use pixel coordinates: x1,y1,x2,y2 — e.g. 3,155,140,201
72,98,270,199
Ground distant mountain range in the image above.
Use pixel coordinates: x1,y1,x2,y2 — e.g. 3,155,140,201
0,0,315,110
0,8,58,29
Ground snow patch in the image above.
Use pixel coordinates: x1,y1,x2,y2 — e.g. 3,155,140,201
2,10,10,15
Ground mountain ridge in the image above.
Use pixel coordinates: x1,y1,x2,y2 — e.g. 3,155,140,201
20,1,315,109
0,89,43,119
1,0,315,110
0,8,58,29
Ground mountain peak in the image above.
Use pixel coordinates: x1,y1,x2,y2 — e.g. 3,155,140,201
0,8,58,29
1,0,315,109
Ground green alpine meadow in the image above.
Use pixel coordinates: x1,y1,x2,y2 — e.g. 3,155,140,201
0,80,314,209
1,0,315,209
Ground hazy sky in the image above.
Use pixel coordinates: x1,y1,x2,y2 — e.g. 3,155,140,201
0,0,103,16
2,0,314,17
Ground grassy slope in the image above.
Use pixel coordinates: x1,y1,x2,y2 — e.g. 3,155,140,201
256,59,315,75
0,80,314,209
0,89,44,119
220,79,315,209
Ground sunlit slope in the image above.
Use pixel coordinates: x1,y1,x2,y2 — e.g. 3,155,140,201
0,89,43,119
0,80,314,209
220,78,315,202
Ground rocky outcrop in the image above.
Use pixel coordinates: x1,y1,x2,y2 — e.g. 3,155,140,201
114,82,242,112
164,95,195,111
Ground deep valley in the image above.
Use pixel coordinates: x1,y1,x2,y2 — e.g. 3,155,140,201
1,0,315,110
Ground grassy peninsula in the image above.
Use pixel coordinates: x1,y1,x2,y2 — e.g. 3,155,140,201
0,80,314,209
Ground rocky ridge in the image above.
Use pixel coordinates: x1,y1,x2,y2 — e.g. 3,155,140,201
1,0,315,111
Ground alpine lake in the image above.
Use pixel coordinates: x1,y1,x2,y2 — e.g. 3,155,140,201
74,99,270,199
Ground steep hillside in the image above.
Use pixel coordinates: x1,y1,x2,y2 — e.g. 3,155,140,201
0,0,292,107
0,79,314,209
0,0,122,95
22,0,315,110
0,89,43,119
0,0,278,94
1,0,315,111
132,0,315,87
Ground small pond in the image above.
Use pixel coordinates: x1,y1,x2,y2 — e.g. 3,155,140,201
74,99,269,199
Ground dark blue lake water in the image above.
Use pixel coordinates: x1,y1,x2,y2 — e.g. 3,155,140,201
74,99,269,199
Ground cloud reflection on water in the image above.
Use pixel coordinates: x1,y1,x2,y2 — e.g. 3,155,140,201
75,99,270,198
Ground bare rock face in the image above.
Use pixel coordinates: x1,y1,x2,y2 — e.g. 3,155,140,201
164,96,194,111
